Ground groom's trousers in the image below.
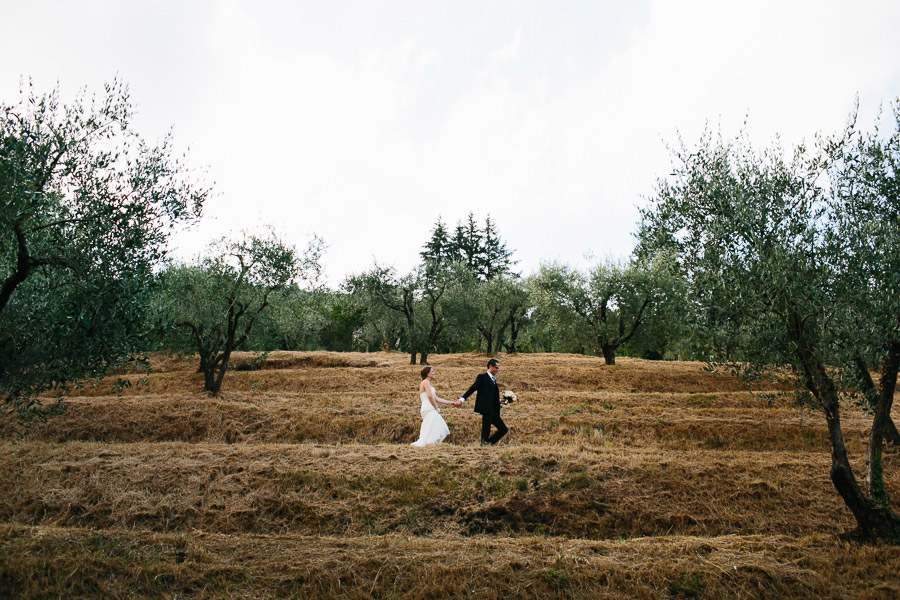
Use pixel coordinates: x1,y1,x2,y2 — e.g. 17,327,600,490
481,413,508,445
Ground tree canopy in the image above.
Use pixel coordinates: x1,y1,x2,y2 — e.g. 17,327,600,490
0,80,208,418
532,254,678,365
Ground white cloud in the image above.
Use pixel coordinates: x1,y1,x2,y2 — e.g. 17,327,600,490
490,29,523,63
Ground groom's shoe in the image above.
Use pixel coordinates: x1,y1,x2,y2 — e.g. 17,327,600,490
488,426,508,445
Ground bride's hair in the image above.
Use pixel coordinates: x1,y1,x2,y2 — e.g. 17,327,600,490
420,366,433,380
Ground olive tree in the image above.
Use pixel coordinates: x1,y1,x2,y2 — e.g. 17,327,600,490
468,274,530,356
532,256,671,365
251,287,329,351
344,264,419,364
0,80,207,418
415,261,470,364
157,231,321,394
827,103,900,502
639,115,900,542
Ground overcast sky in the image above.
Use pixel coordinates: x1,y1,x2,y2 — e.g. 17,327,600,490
3,1,899,285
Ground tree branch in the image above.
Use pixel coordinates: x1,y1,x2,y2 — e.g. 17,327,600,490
0,225,33,316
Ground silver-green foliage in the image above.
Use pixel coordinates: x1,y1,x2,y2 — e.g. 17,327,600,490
0,80,208,418
531,254,679,364
157,231,322,393
639,104,900,541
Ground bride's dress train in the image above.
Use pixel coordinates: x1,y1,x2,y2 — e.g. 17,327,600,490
411,387,449,447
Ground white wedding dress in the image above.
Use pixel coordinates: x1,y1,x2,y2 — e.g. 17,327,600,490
411,385,450,447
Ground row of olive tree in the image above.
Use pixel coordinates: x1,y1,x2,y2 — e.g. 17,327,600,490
637,102,900,542
138,208,690,373
341,215,685,365
0,81,702,408
344,262,532,364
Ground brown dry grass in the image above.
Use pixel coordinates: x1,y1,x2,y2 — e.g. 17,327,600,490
1,351,898,598
4,525,900,599
4,441,881,539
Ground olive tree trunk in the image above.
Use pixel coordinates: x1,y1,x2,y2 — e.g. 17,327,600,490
790,311,900,541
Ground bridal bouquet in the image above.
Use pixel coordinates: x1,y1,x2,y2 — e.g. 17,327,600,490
501,390,518,405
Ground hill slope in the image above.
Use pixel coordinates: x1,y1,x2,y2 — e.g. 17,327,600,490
1,352,898,598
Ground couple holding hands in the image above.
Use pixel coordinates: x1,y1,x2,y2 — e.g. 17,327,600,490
411,358,510,447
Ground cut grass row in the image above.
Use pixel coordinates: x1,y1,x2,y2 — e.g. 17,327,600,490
3,441,888,539
3,525,898,599
0,391,864,452
84,352,769,397
0,352,849,452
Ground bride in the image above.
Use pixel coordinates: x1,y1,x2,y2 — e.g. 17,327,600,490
411,366,458,447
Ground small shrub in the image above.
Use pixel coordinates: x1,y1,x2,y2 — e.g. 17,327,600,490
544,567,569,589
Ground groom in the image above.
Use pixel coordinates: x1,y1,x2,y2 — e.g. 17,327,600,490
458,358,508,445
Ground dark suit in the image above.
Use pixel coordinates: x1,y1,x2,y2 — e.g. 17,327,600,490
462,372,508,445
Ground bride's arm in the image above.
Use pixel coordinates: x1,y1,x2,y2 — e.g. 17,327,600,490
427,383,454,406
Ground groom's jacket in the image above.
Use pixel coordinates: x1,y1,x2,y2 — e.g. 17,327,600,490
462,372,500,416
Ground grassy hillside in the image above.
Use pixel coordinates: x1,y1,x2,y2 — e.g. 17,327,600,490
1,351,898,598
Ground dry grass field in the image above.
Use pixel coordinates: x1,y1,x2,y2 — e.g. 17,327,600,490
1,351,899,598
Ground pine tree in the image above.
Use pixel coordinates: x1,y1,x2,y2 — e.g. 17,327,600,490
481,215,514,279
452,212,483,273
420,217,453,265
421,213,515,280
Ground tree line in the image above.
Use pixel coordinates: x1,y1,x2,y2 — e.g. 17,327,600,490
4,81,900,542
155,212,686,388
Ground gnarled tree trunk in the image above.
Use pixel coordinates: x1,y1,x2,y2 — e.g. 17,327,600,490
600,343,617,365
854,355,900,446
790,311,900,541
866,342,900,505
